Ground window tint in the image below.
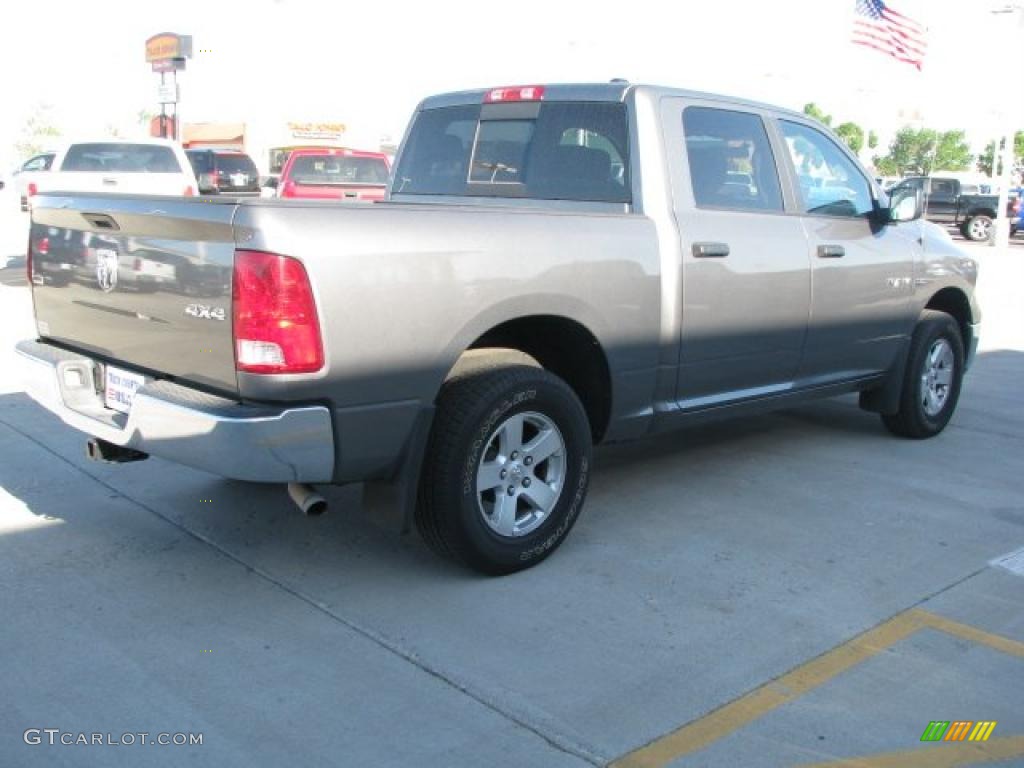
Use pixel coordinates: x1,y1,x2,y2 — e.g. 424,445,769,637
780,121,873,217
186,151,213,174
62,143,182,173
682,107,783,212
930,179,956,196
213,154,258,176
469,120,533,184
288,155,390,185
394,102,630,202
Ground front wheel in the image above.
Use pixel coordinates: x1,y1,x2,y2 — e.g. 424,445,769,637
881,310,965,439
416,364,592,575
963,215,993,242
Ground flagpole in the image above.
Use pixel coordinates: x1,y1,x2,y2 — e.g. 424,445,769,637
988,3,1023,246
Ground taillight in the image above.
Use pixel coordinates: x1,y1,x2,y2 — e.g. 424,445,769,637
133,257,142,271
37,237,50,255
280,180,296,198
483,85,545,103
184,185,195,196
232,250,323,374
27,182,38,197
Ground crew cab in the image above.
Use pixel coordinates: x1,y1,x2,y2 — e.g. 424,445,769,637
888,175,1020,240
30,139,198,206
17,83,980,574
270,148,390,201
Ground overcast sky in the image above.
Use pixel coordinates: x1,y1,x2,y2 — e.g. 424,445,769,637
1,0,1020,168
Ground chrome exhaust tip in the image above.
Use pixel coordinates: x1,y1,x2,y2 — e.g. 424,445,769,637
287,483,327,516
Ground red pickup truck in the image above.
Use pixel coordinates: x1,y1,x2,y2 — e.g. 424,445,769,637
274,148,390,201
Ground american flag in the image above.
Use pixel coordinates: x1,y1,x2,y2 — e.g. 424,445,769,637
852,0,928,70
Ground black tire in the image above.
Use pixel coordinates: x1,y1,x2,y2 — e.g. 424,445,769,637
963,214,993,242
417,365,592,575
881,310,964,439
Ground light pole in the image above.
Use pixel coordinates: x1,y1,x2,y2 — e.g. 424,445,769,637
989,4,1023,246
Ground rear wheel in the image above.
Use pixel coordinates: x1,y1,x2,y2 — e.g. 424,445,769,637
416,365,592,575
881,310,964,439
963,214,993,242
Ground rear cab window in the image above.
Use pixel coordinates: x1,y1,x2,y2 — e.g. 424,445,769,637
393,101,631,203
62,143,183,173
213,154,259,177
288,155,390,186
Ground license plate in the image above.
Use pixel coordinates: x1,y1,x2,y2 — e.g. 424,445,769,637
230,173,247,186
104,366,146,414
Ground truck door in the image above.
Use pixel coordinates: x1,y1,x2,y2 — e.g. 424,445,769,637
663,100,811,407
926,178,959,224
774,118,916,382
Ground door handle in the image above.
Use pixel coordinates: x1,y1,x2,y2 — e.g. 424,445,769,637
692,242,730,258
102,177,117,186
817,244,845,258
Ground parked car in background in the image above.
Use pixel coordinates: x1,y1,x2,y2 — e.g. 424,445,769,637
271,148,390,201
889,175,1019,240
185,149,261,196
13,152,55,211
19,82,979,574
31,140,198,205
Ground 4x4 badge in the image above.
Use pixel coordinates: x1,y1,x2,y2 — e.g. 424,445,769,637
184,304,226,321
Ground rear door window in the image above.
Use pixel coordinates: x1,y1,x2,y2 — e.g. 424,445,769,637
394,101,630,203
682,107,783,212
62,143,182,173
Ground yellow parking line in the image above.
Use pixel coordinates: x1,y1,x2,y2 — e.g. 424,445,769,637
611,609,1024,768
795,735,1024,767
913,609,1024,659
610,613,923,768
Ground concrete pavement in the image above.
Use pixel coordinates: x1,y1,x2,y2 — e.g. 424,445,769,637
1,231,1022,767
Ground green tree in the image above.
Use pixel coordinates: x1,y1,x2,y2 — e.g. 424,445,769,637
15,102,61,159
976,131,1024,177
933,130,972,172
835,122,865,155
802,102,832,127
867,130,879,150
873,126,972,176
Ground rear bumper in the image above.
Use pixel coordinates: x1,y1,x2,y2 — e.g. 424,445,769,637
15,339,335,483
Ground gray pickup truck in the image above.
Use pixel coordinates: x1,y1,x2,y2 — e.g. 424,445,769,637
17,82,980,574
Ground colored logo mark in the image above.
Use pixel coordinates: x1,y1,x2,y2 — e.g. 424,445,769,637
920,721,997,742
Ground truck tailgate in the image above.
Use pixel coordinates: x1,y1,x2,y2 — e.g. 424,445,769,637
29,193,239,394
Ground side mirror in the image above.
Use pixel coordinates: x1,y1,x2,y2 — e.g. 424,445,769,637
263,176,279,190
886,186,922,223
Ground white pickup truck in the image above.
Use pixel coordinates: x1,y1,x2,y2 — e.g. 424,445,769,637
29,138,199,204
17,82,979,574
